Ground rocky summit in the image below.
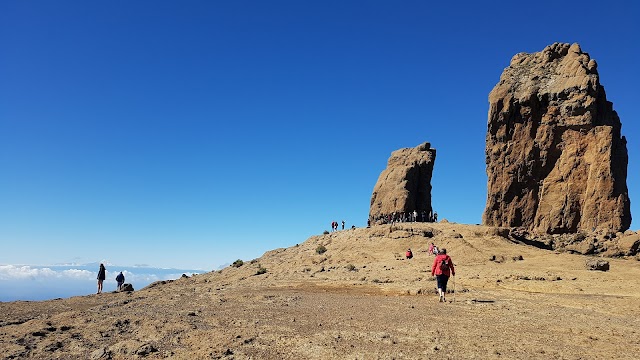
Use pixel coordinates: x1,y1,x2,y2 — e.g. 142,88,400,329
369,142,436,224
484,43,631,234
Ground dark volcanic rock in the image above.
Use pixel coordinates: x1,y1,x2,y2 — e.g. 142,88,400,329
369,142,436,224
483,42,631,234
119,283,134,292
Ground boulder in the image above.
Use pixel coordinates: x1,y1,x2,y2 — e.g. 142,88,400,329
585,259,609,271
369,142,436,223
619,234,640,256
602,233,640,257
565,239,596,255
483,43,631,234
119,283,134,292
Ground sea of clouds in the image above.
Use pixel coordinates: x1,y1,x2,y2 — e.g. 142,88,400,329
0,263,204,302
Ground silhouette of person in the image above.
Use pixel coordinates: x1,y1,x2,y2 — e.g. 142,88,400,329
116,271,125,291
97,263,106,294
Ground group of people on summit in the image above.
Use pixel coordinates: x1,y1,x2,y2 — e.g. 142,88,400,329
330,220,345,231
369,210,437,226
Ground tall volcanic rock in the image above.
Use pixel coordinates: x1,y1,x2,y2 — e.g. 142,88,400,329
369,142,436,223
483,43,631,234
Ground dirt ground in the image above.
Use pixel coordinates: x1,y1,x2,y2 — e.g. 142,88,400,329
1,222,639,359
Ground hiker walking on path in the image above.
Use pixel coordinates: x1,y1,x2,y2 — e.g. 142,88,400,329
431,248,455,302
97,263,106,294
428,242,435,255
342,220,345,230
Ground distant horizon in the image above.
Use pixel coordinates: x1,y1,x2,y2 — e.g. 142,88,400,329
0,263,207,302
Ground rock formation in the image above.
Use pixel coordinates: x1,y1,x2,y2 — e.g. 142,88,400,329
369,142,436,224
483,43,631,234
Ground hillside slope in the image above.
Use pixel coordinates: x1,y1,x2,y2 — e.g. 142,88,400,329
1,223,639,359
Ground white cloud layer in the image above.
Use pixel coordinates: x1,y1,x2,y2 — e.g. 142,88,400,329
0,265,94,281
0,265,202,285
0,264,204,302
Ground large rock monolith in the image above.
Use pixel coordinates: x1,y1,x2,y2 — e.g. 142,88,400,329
369,142,436,224
483,43,631,234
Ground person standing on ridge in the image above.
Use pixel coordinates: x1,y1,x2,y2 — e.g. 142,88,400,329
97,263,106,294
341,220,345,230
431,248,455,302
116,271,125,291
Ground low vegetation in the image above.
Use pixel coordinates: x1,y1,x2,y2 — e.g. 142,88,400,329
316,245,327,254
232,259,244,268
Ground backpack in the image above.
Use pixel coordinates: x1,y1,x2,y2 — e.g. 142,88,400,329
439,258,449,272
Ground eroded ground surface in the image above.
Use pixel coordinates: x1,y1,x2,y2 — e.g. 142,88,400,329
2,223,639,359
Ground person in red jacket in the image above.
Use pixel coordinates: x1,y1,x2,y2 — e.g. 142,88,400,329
405,248,413,259
431,248,455,302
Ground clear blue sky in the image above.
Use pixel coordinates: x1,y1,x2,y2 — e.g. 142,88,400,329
1,1,638,270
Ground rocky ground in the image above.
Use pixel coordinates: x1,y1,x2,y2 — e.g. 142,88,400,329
1,222,640,359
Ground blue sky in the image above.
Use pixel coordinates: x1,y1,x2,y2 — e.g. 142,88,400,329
1,1,639,271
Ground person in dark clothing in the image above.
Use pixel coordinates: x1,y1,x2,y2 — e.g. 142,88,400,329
116,271,125,291
431,249,455,302
97,263,106,294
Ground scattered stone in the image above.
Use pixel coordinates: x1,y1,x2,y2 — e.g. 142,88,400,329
135,343,158,356
586,259,610,271
90,347,110,360
44,341,63,352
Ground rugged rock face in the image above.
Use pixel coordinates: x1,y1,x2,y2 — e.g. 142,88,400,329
483,43,631,234
369,142,436,223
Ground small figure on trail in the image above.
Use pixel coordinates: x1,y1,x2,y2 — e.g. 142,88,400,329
434,212,438,222
116,271,125,291
428,242,435,255
97,263,106,294
405,248,413,260
431,248,455,302
342,220,345,230
432,245,439,255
